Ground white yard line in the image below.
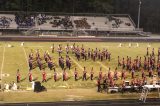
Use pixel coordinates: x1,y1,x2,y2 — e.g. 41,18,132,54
25,46,44,48
97,61,109,70
70,56,92,77
22,47,28,64
70,56,83,70
0,47,5,80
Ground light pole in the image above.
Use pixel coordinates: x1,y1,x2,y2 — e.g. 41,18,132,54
137,0,142,29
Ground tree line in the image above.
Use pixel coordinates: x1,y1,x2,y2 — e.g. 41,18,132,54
0,0,159,33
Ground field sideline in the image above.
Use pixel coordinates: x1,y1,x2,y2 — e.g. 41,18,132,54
0,41,160,103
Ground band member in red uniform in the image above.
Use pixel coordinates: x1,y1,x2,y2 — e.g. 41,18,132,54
29,51,33,60
36,49,40,60
121,80,125,94
122,58,125,69
146,47,149,56
42,70,47,82
149,68,153,78
121,70,126,80
16,69,20,83
53,70,57,82
118,56,121,66
99,67,103,80
63,69,67,81
131,68,135,79
74,67,78,81
152,48,155,56
29,71,32,82
108,68,111,80
157,67,160,78
66,44,69,54
142,69,145,78
82,67,87,81
29,59,33,70
110,77,114,87
97,78,101,92
90,67,94,80
114,68,118,80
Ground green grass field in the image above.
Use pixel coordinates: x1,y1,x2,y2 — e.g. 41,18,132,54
0,41,159,103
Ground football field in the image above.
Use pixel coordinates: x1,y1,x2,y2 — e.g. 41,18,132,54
0,42,159,89
0,41,160,103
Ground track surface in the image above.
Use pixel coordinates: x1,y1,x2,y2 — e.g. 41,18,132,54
1,99,160,106
0,36,160,42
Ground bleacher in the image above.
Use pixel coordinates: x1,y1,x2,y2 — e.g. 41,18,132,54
0,13,144,36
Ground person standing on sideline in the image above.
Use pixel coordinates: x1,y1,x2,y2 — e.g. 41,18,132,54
16,69,20,83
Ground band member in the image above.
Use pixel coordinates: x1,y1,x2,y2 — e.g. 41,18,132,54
122,58,125,69
44,51,48,63
152,48,155,56
93,51,96,61
42,70,47,82
121,80,125,94
109,77,114,87
84,51,87,61
63,69,67,81
158,67,160,78
146,47,149,56
59,57,64,70
141,69,145,78
143,77,147,85
37,58,42,70
36,49,40,60
90,67,94,80
99,67,103,80
29,52,33,60
114,68,118,80
149,68,153,78
118,56,121,66
121,70,126,80
52,44,54,53
82,67,87,81
88,48,91,59
97,78,101,92
29,59,33,70
131,68,135,79
16,69,20,83
29,71,32,82
74,68,78,81
103,75,108,92
98,50,101,60
108,68,111,80
53,70,57,82
158,48,160,56
68,58,71,70
65,44,69,54
57,44,62,56
100,52,103,61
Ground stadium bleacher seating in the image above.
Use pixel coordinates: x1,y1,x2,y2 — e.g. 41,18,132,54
0,14,136,33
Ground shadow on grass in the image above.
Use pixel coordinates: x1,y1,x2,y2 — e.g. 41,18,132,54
78,76,82,80
33,77,38,81
93,76,98,80
20,77,26,82
86,77,90,81
46,77,52,82
66,76,71,81
57,78,62,82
